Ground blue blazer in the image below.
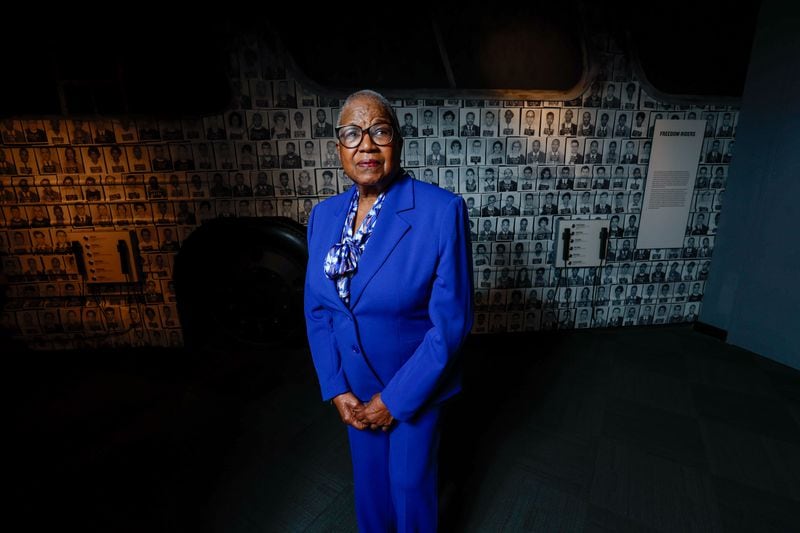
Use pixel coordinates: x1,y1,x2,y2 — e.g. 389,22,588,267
304,172,474,422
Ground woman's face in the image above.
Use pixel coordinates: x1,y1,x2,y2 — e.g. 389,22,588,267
337,95,401,191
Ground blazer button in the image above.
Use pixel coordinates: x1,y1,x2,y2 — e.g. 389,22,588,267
352,345,360,354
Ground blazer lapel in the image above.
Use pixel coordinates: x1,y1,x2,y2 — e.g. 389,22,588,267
320,188,355,312
348,173,414,309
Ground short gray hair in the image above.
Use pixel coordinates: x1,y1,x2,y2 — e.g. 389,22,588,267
337,89,401,137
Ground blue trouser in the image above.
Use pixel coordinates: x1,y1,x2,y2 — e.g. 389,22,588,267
346,405,442,533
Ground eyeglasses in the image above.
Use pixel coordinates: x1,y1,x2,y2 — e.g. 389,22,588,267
335,123,395,148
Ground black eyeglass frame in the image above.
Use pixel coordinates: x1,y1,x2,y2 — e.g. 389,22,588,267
335,123,396,148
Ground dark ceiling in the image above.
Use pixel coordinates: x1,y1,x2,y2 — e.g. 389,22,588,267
276,0,763,97
1,0,763,116
271,2,586,92
611,0,763,97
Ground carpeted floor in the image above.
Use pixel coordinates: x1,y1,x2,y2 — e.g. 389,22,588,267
9,325,800,532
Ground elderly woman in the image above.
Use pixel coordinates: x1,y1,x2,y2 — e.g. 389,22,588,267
303,90,473,532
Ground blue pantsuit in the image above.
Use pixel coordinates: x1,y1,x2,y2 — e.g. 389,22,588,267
304,172,473,532
347,405,441,532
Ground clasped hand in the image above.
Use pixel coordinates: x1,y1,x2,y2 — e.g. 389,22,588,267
332,392,394,431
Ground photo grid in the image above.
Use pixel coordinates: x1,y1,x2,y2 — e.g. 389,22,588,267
0,34,734,347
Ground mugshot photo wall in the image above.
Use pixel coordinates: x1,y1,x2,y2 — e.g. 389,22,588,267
0,33,735,348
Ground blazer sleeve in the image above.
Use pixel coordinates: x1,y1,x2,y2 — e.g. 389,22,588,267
380,196,474,422
303,206,351,402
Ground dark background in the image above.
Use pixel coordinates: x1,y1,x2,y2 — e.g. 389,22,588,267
1,0,762,117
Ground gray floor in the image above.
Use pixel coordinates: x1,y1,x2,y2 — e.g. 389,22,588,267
11,325,800,532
